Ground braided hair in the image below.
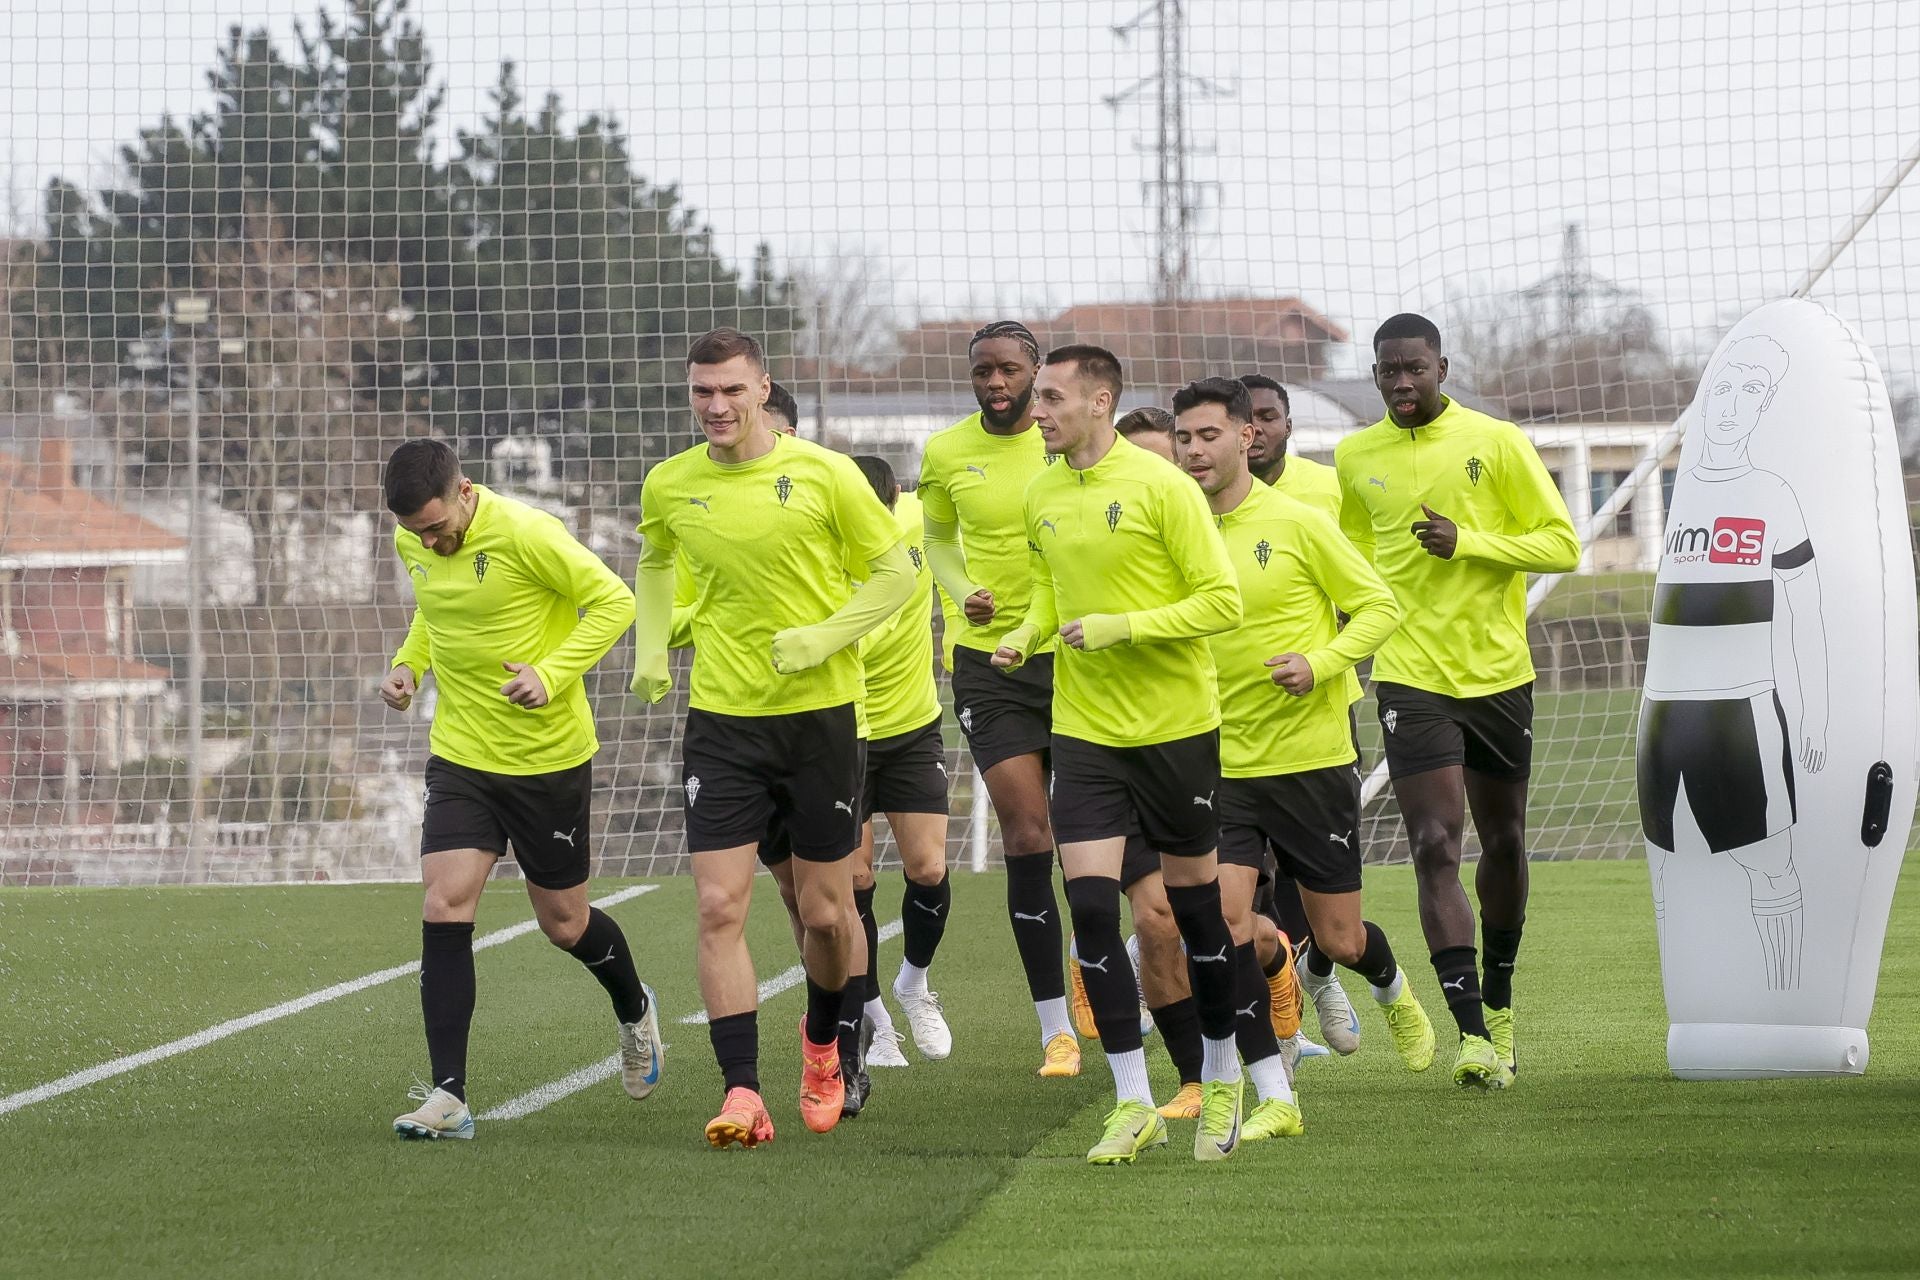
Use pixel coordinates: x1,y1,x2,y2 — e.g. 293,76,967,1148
968,320,1041,367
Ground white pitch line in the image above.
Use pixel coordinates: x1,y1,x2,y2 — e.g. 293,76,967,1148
483,919,903,1121
0,883,658,1118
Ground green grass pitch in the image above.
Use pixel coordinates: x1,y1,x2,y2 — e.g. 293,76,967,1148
3,861,1916,1278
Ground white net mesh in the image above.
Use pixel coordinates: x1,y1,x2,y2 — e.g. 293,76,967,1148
2,0,1916,883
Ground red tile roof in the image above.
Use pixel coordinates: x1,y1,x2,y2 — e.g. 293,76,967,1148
0,440,185,565
0,651,173,699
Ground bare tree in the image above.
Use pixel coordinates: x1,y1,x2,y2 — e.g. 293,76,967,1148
790,242,905,375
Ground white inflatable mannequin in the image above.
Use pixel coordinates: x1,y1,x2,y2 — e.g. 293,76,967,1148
1637,297,1916,1079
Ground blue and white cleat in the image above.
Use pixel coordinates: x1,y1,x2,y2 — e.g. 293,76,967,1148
1291,1032,1332,1061
620,982,664,1099
1125,934,1155,1039
394,1084,474,1140
1299,966,1362,1055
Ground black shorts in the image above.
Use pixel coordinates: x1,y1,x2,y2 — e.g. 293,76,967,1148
1120,833,1159,892
862,717,951,821
683,704,864,862
1218,763,1366,895
1049,731,1220,858
1637,692,1796,854
420,755,592,890
951,646,1054,773
1375,681,1534,782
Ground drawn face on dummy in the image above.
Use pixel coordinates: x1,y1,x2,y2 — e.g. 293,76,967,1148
1701,337,1790,451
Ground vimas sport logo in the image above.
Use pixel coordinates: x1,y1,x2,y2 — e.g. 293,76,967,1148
1666,515,1765,566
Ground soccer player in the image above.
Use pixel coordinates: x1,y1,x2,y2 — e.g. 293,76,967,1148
380,438,657,1141
918,320,1081,1078
843,455,955,1069
1175,378,1438,1128
992,345,1247,1166
1115,405,1178,463
632,328,914,1147
1335,313,1580,1088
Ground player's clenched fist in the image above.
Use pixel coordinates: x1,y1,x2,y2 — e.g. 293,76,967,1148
1265,652,1316,695
380,664,416,711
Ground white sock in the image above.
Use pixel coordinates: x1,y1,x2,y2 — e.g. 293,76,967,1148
864,996,894,1032
1371,971,1405,1004
894,960,930,996
1247,1052,1295,1103
1107,1048,1153,1106
1036,997,1073,1045
1201,1034,1240,1084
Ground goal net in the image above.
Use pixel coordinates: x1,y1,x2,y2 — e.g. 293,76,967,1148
2,0,1915,883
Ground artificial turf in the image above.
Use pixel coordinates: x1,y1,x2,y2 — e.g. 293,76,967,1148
3,860,1915,1278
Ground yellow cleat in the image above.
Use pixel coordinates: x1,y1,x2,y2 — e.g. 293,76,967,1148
1485,1005,1516,1078
1241,1096,1304,1141
1087,1100,1167,1166
1452,1033,1511,1090
1038,1031,1082,1078
1156,1081,1203,1120
1381,982,1436,1073
1067,934,1100,1040
1266,935,1302,1041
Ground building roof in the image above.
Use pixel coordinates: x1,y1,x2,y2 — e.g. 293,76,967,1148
0,439,186,569
1048,296,1349,345
0,651,173,701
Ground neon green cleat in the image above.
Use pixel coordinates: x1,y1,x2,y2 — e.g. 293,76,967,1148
1086,1100,1167,1166
1241,1096,1303,1141
1381,983,1436,1072
1193,1077,1244,1162
1452,1033,1510,1089
1485,1005,1516,1077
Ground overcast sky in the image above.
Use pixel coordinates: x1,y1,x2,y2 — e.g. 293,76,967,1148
7,0,1920,375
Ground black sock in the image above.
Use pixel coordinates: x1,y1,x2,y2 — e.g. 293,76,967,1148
901,872,951,969
804,977,843,1050
1481,922,1524,1010
854,885,881,1003
708,1011,759,1093
1005,850,1066,1002
420,921,476,1101
564,907,649,1024
1165,879,1237,1042
1431,945,1489,1039
1351,921,1399,990
1149,998,1204,1086
1266,871,1313,953
1232,942,1282,1066
839,982,865,1063
1304,938,1335,978
1064,876,1142,1053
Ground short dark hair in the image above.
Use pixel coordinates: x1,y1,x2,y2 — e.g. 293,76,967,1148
687,327,767,370
969,320,1041,367
851,454,898,511
766,381,800,431
1372,312,1443,354
1237,373,1291,411
1171,376,1252,424
384,438,462,516
1043,344,1124,404
1114,406,1175,439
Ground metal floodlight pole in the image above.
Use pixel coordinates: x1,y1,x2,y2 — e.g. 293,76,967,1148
172,295,210,875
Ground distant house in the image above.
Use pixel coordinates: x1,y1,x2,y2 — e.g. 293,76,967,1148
0,438,185,825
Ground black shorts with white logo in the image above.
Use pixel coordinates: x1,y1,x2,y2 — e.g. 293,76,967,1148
1637,692,1796,854
683,704,864,862
1049,731,1220,858
951,646,1054,773
861,717,952,821
1375,680,1535,782
1218,763,1366,896
420,755,593,890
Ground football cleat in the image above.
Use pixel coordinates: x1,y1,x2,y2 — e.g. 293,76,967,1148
1299,963,1360,1055
1241,1096,1305,1141
1485,1005,1516,1078
1194,1077,1244,1162
618,982,664,1099
798,1017,846,1132
705,1086,775,1149
1382,983,1437,1072
393,1084,473,1141
1452,1034,1509,1090
1156,1081,1203,1120
893,981,953,1060
1067,934,1100,1040
1086,1100,1167,1166
1038,1031,1082,1078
